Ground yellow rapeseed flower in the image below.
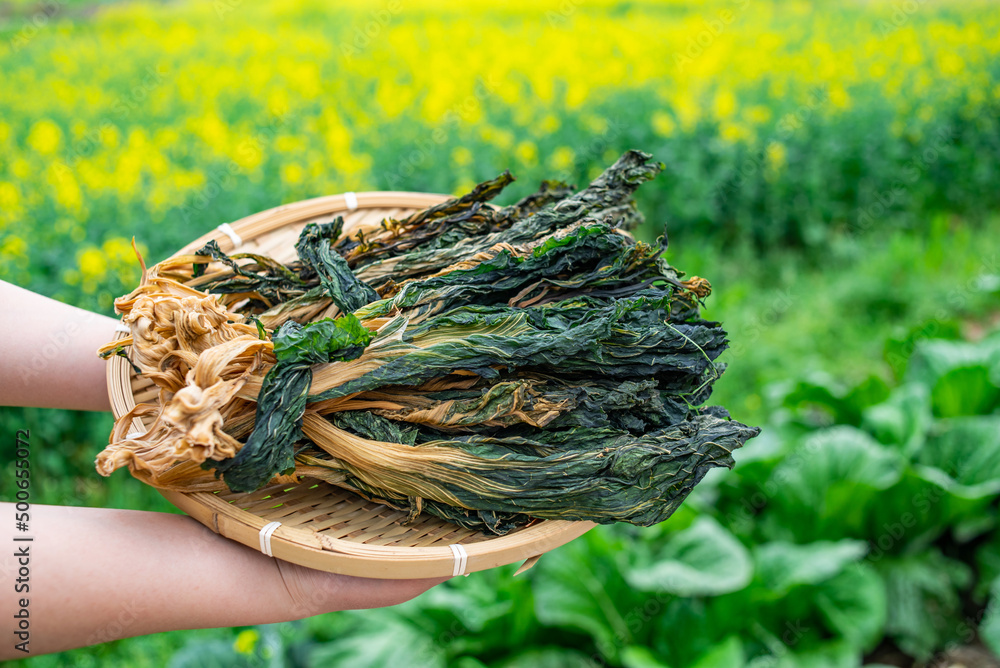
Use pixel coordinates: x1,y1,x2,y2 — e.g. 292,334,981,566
746,106,773,126
719,121,750,145
27,120,63,155
549,146,575,172
713,89,737,120
233,629,259,655
0,182,20,210
651,111,676,138
1,235,27,260
50,166,84,213
938,52,965,77
452,179,477,196
765,141,787,181
673,96,700,131
276,135,305,153
582,115,608,135
281,163,305,184
77,247,107,294
451,146,473,167
0,0,997,289
539,114,561,133
515,140,538,167
829,84,851,110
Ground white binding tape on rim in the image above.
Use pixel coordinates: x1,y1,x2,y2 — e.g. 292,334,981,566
344,191,359,211
449,543,469,577
217,222,242,247
114,323,130,334
259,521,282,557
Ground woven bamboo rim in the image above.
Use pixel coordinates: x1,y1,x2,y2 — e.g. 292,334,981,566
105,191,595,579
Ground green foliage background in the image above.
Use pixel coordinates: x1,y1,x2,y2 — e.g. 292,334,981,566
2,0,1000,666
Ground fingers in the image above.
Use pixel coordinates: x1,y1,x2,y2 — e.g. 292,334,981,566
273,558,449,618
348,575,451,610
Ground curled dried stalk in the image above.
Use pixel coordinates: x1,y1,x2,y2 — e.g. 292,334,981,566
96,272,275,485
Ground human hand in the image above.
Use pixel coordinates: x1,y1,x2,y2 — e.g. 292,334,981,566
274,558,447,618
0,279,118,412
1,503,447,659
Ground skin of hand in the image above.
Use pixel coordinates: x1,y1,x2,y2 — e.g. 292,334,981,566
1,504,446,659
0,280,116,412
0,280,448,658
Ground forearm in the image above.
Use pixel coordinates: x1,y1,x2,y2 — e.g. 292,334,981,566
1,503,443,658
0,280,117,412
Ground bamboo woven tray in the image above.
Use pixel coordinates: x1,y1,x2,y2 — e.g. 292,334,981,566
105,191,595,579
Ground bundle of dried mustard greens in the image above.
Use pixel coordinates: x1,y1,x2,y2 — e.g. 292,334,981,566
97,150,760,535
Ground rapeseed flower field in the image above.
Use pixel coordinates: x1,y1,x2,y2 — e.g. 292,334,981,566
2,0,999,312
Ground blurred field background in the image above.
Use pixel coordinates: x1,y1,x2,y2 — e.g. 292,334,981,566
2,0,1000,665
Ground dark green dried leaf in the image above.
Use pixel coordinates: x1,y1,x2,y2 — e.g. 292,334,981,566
295,219,379,313
272,315,374,365
354,150,662,284
180,149,757,531
301,410,758,533
211,315,374,492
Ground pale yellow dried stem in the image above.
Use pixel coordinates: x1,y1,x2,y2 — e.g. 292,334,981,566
300,412,541,509
97,272,275,484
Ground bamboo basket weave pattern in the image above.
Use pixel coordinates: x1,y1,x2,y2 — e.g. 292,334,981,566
105,191,595,579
